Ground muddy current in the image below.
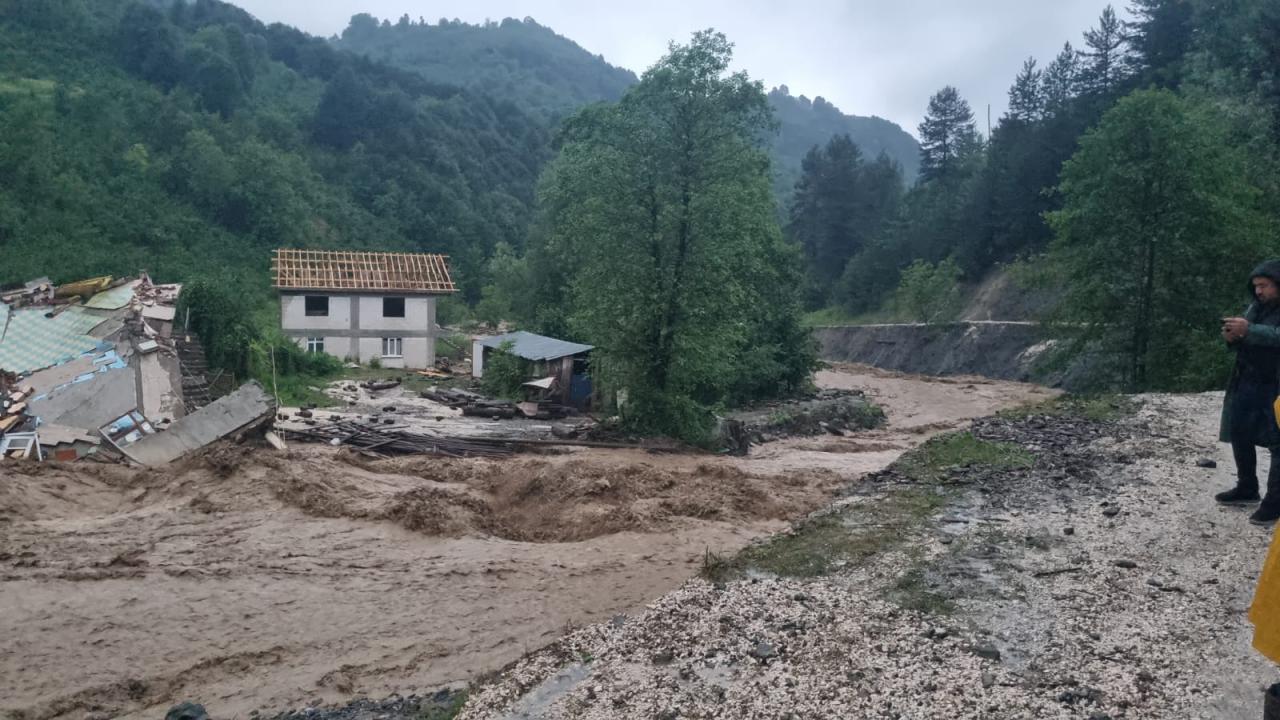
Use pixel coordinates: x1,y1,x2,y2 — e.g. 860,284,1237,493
0,365,1055,720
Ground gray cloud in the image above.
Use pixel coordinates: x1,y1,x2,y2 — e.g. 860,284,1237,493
229,0,1125,136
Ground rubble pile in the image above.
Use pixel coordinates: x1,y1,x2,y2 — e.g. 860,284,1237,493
0,271,269,465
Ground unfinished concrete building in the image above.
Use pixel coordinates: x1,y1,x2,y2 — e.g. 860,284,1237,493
271,249,457,369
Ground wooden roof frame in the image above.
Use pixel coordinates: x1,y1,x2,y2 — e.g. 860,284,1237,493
271,249,457,294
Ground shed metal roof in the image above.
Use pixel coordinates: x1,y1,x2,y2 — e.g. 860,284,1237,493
477,331,593,362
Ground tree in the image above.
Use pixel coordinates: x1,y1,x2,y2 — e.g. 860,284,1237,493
1044,90,1268,390
788,135,863,301
1078,5,1129,96
918,86,979,183
1124,0,1194,87
535,30,814,440
894,258,962,323
1007,58,1044,123
1042,42,1080,114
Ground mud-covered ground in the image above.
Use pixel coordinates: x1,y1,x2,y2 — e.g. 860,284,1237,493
459,393,1277,720
0,365,1052,720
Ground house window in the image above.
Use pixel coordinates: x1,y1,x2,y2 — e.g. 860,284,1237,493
383,297,405,318
305,296,329,317
306,337,324,354
382,337,403,358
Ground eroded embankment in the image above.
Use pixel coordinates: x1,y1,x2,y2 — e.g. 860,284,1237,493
813,322,1093,389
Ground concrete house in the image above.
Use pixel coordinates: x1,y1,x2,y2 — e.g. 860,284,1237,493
272,249,456,369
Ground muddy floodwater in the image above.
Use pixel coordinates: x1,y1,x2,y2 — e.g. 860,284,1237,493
0,365,1054,720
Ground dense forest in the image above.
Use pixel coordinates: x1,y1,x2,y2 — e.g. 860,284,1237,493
330,14,921,203
783,0,1280,390
0,0,549,302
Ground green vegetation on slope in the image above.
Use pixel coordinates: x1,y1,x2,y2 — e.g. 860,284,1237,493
0,0,550,301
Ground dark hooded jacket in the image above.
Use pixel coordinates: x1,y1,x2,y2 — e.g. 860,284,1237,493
1219,260,1280,444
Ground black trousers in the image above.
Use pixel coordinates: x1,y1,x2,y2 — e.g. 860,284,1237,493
1232,379,1280,500
1232,436,1280,499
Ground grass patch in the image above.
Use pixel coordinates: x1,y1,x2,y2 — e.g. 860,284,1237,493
998,393,1137,422
889,562,957,615
893,431,1035,484
703,488,947,581
418,691,467,720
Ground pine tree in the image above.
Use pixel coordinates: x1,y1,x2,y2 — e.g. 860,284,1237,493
1042,42,1079,114
1124,0,1194,87
918,86,979,183
1007,58,1044,123
1078,5,1129,96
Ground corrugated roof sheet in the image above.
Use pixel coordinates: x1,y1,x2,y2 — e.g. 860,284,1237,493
0,306,107,374
478,331,593,361
84,280,141,310
272,249,456,294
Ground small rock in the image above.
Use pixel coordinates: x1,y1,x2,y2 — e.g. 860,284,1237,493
1102,507,1120,517
1196,458,1218,468
971,644,1002,662
383,406,397,412
982,672,996,688
750,641,777,661
651,648,675,665
1137,670,1155,683
296,409,313,419
1113,559,1138,569
1063,527,1076,536
165,704,209,720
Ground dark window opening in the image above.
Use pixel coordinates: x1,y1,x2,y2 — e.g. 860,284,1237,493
305,296,329,317
383,297,406,318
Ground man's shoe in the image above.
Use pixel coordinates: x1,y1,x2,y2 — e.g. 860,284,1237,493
1216,487,1262,505
1265,682,1280,720
1251,503,1280,526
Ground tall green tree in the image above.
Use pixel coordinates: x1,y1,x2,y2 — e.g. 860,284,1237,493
535,30,815,439
917,86,980,183
1124,0,1194,88
1078,5,1129,97
1044,90,1268,390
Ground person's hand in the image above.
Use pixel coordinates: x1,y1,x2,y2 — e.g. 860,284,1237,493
1224,317,1249,342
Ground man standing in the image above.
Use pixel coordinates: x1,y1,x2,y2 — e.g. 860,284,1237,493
1218,260,1280,525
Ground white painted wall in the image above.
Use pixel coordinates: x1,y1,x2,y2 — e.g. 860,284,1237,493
281,294,351,331
281,293,440,369
355,295,434,332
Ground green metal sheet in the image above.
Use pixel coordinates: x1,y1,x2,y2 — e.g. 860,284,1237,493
84,281,139,310
0,306,107,374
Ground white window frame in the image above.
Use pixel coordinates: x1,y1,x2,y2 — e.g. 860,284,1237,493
381,337,403,358
306,337,324,354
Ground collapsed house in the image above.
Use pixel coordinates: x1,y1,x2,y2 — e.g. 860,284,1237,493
471,330,594,409
0,273,273,464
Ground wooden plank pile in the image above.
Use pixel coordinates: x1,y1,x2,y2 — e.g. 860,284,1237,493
0,373,34,437
281,420,515,459
419,388,574,420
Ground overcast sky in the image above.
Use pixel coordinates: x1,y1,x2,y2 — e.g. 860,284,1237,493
228,1,1125,136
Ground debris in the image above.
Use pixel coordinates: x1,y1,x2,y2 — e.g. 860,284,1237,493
265,431,288,451
1196,458,1217,469
0,431,42,460
362,380,401,392
118,381,275,466
282,419,515,459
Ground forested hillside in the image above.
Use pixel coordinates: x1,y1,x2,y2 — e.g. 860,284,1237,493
769,87,921,196
330,15,921,202
0,0,549,300
333,14,637,121
785,0,1280,390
